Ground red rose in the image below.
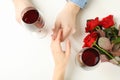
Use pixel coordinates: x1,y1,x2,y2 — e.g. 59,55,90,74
83,31,99,48
99,15,114,28
85,17,99,32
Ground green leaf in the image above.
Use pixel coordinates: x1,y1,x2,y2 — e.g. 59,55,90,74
104,27,119,41
112,37,120,44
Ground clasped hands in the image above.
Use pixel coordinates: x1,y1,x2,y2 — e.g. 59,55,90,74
51,1,80,69
50,2,80,80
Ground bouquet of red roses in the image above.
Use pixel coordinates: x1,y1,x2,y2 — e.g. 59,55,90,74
83,15,120,65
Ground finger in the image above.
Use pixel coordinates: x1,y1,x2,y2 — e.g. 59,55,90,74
65,39,71,57
56,29,63,42
52,23,61,40
51,28,56,40
51,29,62,52
51,32,56,50
62,28,72,41
50,36,54,50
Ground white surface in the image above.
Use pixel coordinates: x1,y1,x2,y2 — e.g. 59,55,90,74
0,0,120,80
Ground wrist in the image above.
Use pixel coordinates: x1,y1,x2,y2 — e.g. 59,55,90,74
53,67,65,80
54,65,66,73
69,0,88,9
66,2,80,15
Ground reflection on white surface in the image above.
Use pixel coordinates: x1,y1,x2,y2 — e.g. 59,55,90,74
0,0,120,80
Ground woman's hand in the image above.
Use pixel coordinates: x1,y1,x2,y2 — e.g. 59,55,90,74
51,29,71,69
51,29,71,80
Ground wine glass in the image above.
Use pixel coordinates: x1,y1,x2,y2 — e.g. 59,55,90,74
75,47,101,70
21,7,47,38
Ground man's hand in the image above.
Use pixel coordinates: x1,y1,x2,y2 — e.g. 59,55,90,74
52,2,80,41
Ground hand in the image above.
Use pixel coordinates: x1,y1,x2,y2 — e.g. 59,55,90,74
51,29,71,69
52,2,80,41
51,29,71,80
13,0,34,23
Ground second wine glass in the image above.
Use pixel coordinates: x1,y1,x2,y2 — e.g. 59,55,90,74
21,7,47,38
75,47,101,70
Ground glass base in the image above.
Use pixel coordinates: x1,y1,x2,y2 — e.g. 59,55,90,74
31,27,48,39
21,19,47,39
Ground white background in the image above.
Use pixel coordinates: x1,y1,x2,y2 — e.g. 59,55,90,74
0,0,120,80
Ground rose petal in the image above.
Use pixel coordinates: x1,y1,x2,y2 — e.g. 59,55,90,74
100,54,109,62
98,37,112,50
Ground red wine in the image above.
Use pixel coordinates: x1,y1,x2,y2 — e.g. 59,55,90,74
22,9,39,24
82,48,100,66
